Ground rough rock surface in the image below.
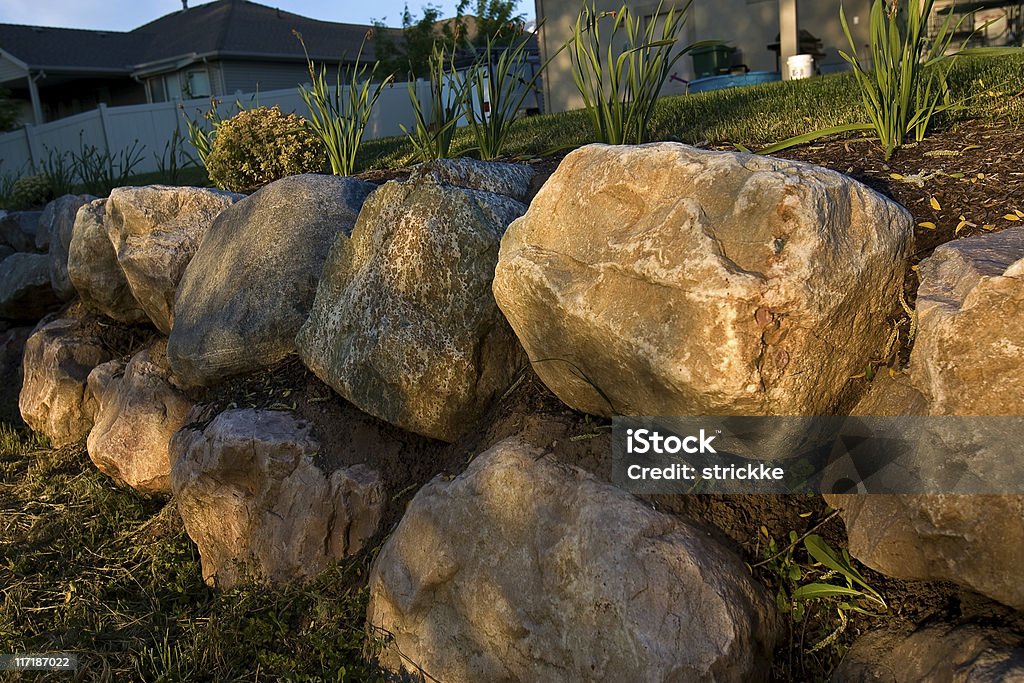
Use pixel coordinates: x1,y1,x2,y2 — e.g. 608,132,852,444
67,199,147,324
18,315,112,446
368,438,779,683
296,174,528,442
824,494,1024,611
87,340,192,493
168,175,374,387
170,409,384,588
909,226,1024,415
0,253,61,320
493,143,913,418
850,374,928,417
105,185,242,334
0,211,42,252
42,194,95,299
0,245,13,262
832,623,1024,682
408,157,534,202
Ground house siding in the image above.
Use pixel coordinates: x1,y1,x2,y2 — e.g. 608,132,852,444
536,0,873,114
219,60,321,95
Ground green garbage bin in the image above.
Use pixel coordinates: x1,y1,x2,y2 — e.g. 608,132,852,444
691,45,736,78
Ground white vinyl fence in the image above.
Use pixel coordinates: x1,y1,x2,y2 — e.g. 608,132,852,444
0,80,433,178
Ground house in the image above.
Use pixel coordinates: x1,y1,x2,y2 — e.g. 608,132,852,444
0,0,393,125
533,0,1024,114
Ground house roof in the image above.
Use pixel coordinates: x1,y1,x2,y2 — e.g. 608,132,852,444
0,0,392,77
131,0,385,69
0,24,146,73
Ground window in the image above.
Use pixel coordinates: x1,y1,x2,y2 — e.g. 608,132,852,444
186,69,211,98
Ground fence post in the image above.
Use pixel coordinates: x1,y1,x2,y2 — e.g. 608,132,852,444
97,103,113,156
23,124,41,173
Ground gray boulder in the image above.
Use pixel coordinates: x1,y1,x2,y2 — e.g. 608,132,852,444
87,340,193,493
0,253,61,320
168,174,374,387
105,185,242,334
67,199,147,324
408,157,534,202
0,211,42,252
170,408,385,588
19,315,112,446
493,143,913,418
368,438,780,683
833,623,1024,682
296,174,528,442
41,194,95,300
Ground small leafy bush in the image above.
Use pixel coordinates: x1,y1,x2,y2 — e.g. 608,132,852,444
205,106,326,192
7,173,53,209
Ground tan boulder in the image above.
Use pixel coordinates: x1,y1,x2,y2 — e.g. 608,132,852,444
86,340,192,493
493,143,913,418
18,315,111,445
825,494,1024,610
68,199,147,323
368,438,779,683
833,623,1024,682
170,408,384,588
910,226,1024,416
105,185,242,333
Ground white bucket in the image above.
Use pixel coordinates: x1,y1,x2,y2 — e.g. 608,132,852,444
786,54,814,80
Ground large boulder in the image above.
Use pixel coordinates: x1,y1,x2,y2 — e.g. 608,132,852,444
170,409,384,588
67,199,147,324
832,623,1024,682
367,438,780,683
296,172,528,442
105,185,242,334
86,340,192,493
824,494,1024,611
909,226,1024,416
0,211,42,252
0,253,61,320
18,315,112,446
41,194,95,300
168,175,374,387
493,143,913,418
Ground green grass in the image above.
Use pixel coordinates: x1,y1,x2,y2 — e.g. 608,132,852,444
0,424,383,682
356,52,1024,170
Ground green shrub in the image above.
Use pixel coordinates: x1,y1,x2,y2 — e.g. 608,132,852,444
7,173,53,209
205,106,326,192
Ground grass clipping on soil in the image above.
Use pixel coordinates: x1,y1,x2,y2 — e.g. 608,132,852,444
0,424,384,682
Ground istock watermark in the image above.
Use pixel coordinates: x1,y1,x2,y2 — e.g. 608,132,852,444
612,416,1024,495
